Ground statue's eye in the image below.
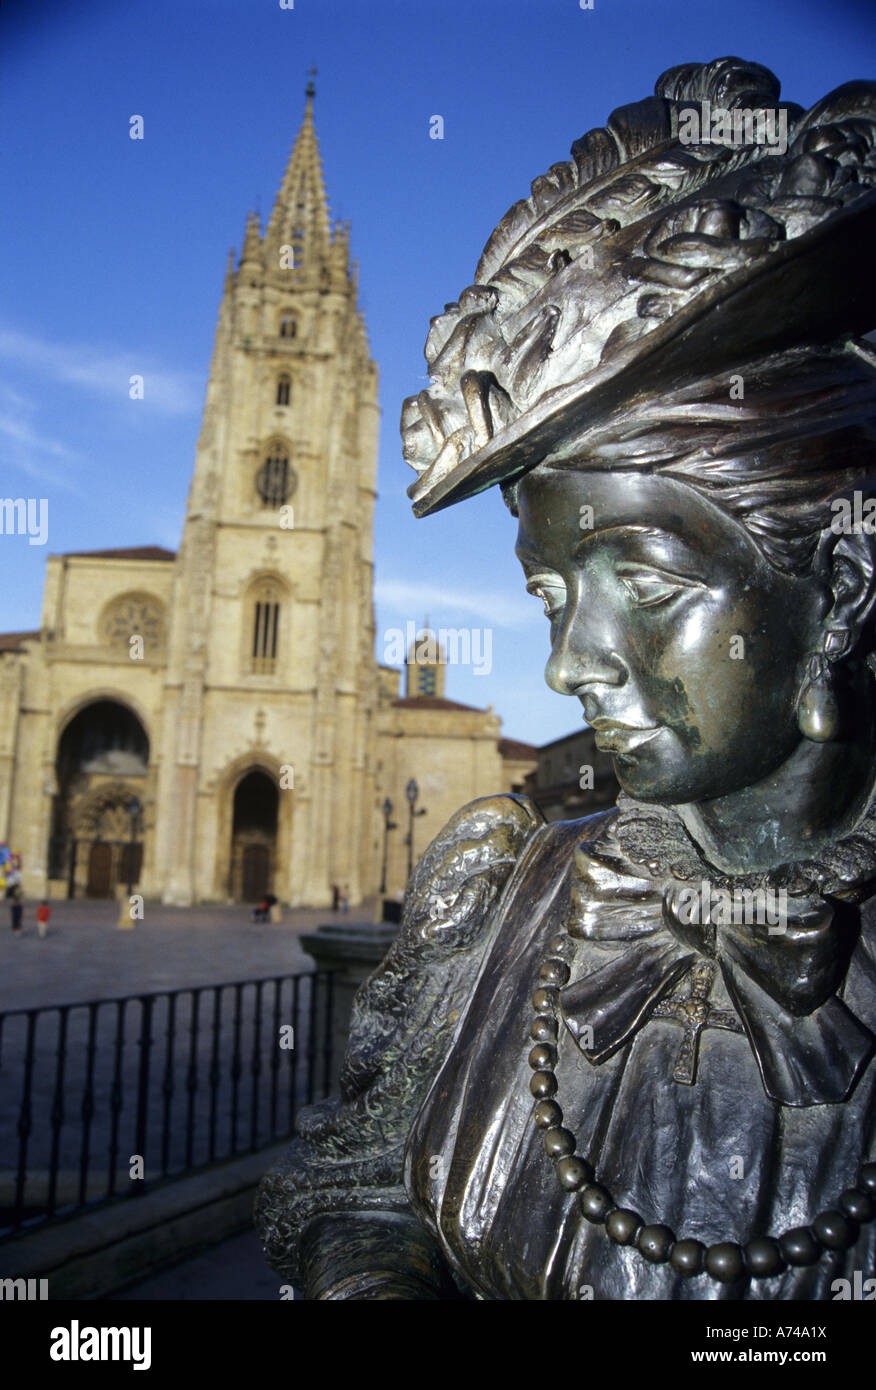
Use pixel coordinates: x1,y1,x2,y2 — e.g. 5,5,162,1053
618,570,685,607
526,578,566,621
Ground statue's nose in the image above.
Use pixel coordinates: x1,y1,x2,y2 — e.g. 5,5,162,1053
544,617,627,696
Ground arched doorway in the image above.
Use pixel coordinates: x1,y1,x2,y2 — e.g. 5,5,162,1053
230,770,278,902
49,700,149,898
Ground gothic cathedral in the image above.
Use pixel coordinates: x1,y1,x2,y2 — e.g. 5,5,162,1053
0,91,535,907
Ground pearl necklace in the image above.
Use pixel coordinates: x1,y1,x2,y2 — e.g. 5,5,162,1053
529,928,876,1285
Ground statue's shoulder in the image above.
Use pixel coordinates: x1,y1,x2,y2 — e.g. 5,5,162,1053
321,796,541,1108
422,790,545,856
403,792,545,946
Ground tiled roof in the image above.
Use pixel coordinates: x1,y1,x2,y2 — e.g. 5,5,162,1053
498,737,538,759
62,546,176,561
391,695,485,713
0,630,40,651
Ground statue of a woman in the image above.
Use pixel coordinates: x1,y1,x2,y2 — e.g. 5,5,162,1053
256,56,876,1299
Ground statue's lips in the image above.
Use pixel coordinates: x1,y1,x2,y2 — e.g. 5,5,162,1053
590,721,663,753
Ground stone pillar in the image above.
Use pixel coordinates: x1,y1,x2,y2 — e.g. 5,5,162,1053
299,921,399,1093
162,763,198,904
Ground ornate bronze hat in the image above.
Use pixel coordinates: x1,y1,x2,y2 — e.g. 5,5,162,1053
402,57,876,517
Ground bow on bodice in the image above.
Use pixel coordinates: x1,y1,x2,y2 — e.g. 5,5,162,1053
559,835,875,1108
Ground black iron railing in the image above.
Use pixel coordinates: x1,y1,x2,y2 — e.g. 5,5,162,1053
0,970,334,1240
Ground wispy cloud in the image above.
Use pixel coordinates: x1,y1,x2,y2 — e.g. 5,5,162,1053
375,577,542,630
0,384,86,493
0,326,202,415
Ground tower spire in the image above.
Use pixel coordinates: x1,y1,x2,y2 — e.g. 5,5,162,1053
264,75,331,270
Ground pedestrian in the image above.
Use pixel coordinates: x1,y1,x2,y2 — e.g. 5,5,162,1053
36,900,51,939
331,883,340,912
8,886,22,935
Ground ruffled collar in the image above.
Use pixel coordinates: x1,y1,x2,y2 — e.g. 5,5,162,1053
612,789,876,901
560,792,876,1108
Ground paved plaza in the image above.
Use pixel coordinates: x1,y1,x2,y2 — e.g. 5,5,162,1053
0,897,379,1012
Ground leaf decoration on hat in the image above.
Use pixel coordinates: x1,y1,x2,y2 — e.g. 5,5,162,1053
401,58,876,509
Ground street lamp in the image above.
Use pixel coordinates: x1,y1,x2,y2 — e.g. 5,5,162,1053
125,796,142,898
404,778,427,882
379,797,397,895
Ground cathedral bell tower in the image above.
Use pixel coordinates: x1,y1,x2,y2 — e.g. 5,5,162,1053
152,81,380,906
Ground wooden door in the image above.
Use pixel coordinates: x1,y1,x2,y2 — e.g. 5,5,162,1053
118,842,143,888
87,841,113,897
242,843,270,901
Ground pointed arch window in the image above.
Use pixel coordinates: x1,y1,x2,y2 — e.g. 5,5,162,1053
276,374,291,407
250,579,282,675
256,444,296,508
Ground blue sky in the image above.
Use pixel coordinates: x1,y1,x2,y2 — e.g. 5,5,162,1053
0,0,873,744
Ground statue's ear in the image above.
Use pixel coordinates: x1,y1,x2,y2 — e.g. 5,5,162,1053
813,526,876,652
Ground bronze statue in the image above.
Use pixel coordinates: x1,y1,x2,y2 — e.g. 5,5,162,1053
256,57,876,1299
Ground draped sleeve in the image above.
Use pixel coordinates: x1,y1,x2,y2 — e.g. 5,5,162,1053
254,793,544,1299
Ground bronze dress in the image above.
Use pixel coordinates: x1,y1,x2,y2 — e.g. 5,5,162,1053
256,794,876,1300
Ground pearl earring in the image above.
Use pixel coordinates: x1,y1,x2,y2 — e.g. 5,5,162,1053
796,630,848,743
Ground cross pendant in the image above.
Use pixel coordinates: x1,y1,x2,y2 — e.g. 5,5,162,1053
651,959,743,1085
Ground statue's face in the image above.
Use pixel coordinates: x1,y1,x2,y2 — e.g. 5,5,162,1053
515,468,825,804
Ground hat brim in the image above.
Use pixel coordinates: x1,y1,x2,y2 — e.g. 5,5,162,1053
408,190,876,518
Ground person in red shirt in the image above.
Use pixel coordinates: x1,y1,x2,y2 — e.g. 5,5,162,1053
36,900,51,939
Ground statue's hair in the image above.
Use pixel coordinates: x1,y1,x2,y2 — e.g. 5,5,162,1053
502,340,876,576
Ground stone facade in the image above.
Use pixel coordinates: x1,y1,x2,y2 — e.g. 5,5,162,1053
0,94,535,908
